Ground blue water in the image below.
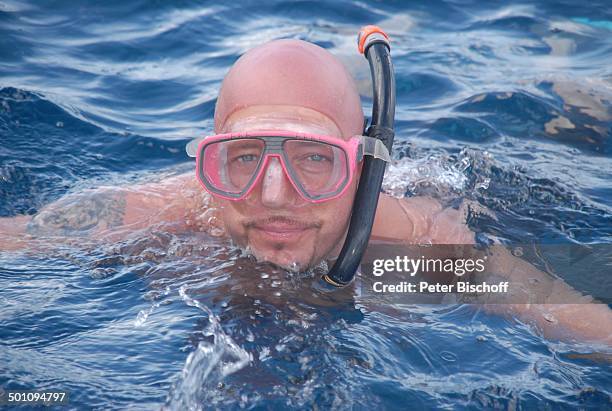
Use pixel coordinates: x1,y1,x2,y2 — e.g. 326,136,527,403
1,0,611,409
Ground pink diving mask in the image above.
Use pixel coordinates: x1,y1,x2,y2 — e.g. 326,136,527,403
186,131,391,202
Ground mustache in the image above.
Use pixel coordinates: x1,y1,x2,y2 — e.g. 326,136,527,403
244,215,322,229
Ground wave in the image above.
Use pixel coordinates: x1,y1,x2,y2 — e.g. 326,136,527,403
0,87,189,216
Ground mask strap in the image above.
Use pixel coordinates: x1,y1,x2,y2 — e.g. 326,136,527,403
186,136,205,157
359,136,391,162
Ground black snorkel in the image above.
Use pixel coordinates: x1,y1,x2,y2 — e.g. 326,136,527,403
322,26,396,287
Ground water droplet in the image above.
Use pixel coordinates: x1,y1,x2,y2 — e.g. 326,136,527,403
476,178,490,190
134,309,149,327
209,226,225,237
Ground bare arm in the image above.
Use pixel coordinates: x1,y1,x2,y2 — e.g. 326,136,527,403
26,188,128,236
484,247,612,344
0,173,208,250
372,194,612,344
372,193,474,244
0,215,33,251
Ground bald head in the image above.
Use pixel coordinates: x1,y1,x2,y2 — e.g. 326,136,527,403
214,39,364,138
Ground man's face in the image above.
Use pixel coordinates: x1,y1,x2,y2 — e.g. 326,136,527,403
213,105,360,271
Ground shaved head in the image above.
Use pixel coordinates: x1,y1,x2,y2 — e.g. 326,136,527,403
214,39,364,138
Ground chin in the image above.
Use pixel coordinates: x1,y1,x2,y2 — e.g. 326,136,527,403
251,246,314,273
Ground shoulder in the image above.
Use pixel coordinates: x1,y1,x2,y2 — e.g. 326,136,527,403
373,194,474,244
122,173,213,230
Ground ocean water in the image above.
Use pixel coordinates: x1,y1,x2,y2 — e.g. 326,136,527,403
1,0,611,409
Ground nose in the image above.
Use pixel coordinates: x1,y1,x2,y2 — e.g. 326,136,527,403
258,157,300,208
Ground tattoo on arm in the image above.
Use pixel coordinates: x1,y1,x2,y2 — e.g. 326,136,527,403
26,190,127,237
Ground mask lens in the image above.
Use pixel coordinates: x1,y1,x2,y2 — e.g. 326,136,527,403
201,138,264,195
283,139,349,199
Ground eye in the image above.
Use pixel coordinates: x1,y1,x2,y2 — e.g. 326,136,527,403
307,153,329,162
237,154,258,163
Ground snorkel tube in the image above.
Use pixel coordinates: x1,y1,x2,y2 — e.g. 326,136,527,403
322,26,396,287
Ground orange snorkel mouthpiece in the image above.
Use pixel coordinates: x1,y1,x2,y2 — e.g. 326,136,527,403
357,25,390,55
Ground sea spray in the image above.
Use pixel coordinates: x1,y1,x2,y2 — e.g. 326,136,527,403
164,285,252,410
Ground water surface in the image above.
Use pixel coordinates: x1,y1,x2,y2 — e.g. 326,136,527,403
1,0,611,409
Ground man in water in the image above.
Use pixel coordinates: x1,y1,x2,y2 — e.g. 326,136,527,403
1,39,610,343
